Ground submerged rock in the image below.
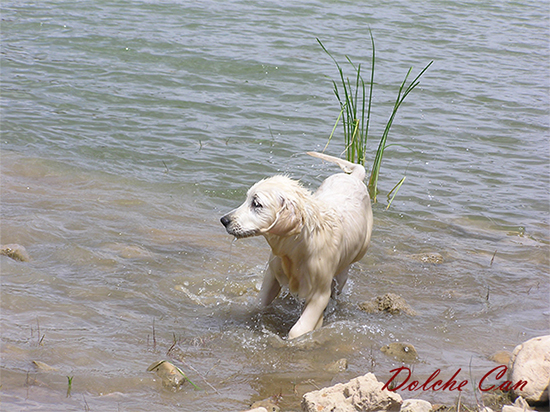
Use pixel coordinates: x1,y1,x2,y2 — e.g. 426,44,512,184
301,372,402,412
409,252,444,264
147,360,192,389
103,242,152,259
1,244,30,262
326,358,348,373
380,342,419,364
32,360,59,372
489,350,512,365
508,335,550,404
359,293,417,316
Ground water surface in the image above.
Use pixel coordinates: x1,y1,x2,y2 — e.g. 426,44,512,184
1,1,549,411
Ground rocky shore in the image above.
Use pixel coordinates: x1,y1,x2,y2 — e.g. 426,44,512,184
241,335,549,412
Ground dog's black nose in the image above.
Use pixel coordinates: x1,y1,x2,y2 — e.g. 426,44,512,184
220,215,231,227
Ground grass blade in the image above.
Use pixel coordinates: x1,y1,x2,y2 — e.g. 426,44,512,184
323,105,346,153
319,34,432,206
368,61,433,202
386,176,406,210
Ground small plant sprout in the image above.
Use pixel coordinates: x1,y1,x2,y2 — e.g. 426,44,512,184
66,376,73,398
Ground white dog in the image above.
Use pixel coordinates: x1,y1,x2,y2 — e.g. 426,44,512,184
221,152,373,339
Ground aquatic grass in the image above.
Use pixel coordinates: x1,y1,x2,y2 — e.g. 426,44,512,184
386,176,406,210
369,61,433,202
318,34,433,205
33,318,45,346
317,36,374,167
66,376,73,398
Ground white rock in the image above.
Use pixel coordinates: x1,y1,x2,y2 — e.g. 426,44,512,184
301,372,402,412
502,396,534,412
513,396,532,410
508,335,550,404
400,399,432,412
241,408,268,412
502,406,530,412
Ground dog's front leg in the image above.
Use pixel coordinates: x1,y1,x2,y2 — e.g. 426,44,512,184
288,291,331,339
257,254,282,307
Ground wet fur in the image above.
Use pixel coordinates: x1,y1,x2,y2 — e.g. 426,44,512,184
221,152,373,339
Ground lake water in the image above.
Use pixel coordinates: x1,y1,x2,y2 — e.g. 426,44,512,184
1,1,549,411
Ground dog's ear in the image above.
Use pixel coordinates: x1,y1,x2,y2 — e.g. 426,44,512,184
267,199,303,236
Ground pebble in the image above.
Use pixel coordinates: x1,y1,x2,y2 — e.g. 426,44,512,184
409,252,444,264
1,244,30,262
489,350,512,365
325,358,348,373
249,399,280,412
401,399,433,412
359,293,417,316
380,342,419,363
147,360,186,389
32,360,59,372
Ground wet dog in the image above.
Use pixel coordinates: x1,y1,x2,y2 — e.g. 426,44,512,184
221,152,373,339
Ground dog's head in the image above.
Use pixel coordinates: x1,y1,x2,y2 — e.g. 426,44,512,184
220,176,305,239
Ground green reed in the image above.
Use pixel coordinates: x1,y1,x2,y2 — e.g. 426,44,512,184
318,34,433,206
66,376,73,398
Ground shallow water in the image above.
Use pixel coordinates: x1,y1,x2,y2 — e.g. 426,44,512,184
1,1,549,411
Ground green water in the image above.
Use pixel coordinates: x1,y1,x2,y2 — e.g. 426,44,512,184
1,1,549,410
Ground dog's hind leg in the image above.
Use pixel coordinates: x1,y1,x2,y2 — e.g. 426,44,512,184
257,254,283,307
332,267,350,297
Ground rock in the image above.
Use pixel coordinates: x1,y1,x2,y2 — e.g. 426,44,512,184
147,360,194,389
359,293,417,316
250,399,280,412
301,372,402,412
512,396,532,410
501,396,534,412
32,360,59,372
380,343,419,364
0,244,30,262
489,350,512,365
508,335,550,404
501,406,523,412
502,398,534,412
400,399,432,412
104,243,152,259
409,253,444,264
326,358,348,373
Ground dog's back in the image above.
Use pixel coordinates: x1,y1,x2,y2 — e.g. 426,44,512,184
308,152,373,265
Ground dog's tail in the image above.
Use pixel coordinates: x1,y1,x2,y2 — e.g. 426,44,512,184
307,152,366,181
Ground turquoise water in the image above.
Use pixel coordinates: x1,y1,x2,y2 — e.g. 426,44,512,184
1,1,549,411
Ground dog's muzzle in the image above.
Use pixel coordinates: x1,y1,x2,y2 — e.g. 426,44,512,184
220,213,257,238
220,215,231,228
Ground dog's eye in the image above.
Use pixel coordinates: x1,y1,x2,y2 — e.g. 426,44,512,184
252,197,263,209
